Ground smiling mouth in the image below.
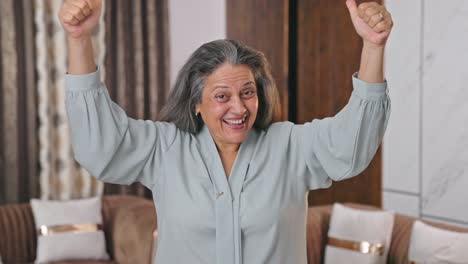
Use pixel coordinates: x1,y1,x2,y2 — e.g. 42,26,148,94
223,115,247,126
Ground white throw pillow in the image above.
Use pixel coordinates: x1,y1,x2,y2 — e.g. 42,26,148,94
30,196,109,263
408,220,468,263
324,203,394,264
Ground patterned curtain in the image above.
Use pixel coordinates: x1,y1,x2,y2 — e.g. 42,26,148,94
1,0,169,203
103,0,170,197
0,0,38,205
34,0,107,200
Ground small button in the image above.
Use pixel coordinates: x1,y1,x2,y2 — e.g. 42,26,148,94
216,192,224,199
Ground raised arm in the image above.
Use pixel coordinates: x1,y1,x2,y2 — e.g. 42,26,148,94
59,0,179,188
59,0,101,74
297,1,393,190
346,0,393,83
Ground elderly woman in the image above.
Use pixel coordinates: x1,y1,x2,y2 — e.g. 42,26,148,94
60,0,393,263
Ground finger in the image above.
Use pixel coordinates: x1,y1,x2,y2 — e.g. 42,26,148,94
373,20,388,33
60,9,80,26
82,4,91,17
86,0,104,12
377,10,394,30
363,6,384,24
61,2,84,22
357,2,373,20
385,11,394,28
345,0,358,17
65,2,87,21
368,11,385,28
71,9,86,22
358,3,382,21
70,0,92,17
64,13,80,26
359,2,381,11
85,0,94,10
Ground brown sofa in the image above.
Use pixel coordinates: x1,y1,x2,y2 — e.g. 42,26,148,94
3,197,468,264
0,195,156,264
305,203,468,264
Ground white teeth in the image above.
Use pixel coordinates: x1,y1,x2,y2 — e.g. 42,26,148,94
224,116,247,125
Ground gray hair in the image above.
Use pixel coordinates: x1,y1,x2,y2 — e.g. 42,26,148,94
158,39,280,134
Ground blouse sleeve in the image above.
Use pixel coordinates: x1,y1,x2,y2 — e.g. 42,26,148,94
64,67,178,189
297,73,391,190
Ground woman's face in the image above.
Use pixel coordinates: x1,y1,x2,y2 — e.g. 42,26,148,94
196,63,258,149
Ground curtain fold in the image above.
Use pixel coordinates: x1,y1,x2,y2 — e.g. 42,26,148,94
34,0,106,200
103,0,170,197
0,0,38,205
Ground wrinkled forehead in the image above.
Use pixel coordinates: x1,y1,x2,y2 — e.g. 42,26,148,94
204,63,256,89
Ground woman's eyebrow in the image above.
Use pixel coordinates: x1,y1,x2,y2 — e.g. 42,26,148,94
213,85,230,90
243,81,255,87
212,81,255,90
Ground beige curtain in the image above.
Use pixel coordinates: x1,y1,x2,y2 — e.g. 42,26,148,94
34,0,106,200
103,0,170,197
1,0,169,203
0,0,38,205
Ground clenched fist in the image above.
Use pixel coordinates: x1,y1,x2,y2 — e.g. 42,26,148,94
346,0,393,47
59,0,102,39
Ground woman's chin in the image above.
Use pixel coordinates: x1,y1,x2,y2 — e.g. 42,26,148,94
224,134,248,144
211,121,255,146
219,130,250,146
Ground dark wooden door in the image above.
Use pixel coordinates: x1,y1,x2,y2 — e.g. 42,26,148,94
227,0,382,207
297,0,382,207
226,0,290,121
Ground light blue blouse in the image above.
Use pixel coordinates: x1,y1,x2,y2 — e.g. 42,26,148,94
65,68,390,264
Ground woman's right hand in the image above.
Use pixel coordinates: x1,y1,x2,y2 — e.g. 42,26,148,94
59,0,102,39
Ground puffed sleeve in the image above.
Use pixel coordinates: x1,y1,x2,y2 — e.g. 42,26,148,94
297,73,391,190
64,67,179,189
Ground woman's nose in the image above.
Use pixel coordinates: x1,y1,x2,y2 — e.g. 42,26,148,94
230,96,247,115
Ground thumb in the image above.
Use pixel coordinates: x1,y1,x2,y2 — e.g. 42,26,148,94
346,0,358,17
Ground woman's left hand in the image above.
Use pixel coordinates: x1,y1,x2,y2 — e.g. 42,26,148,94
346,0,393,48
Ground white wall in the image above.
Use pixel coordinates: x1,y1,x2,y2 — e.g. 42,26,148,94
168,0,226,87
383,0,468,228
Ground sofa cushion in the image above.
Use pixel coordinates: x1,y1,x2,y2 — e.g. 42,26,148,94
408,220,468,263
112,201,156,263
324,203,394,264
31,197,109,263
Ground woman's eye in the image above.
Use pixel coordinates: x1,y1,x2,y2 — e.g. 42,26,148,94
242,90,256,97
215,94,228,101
